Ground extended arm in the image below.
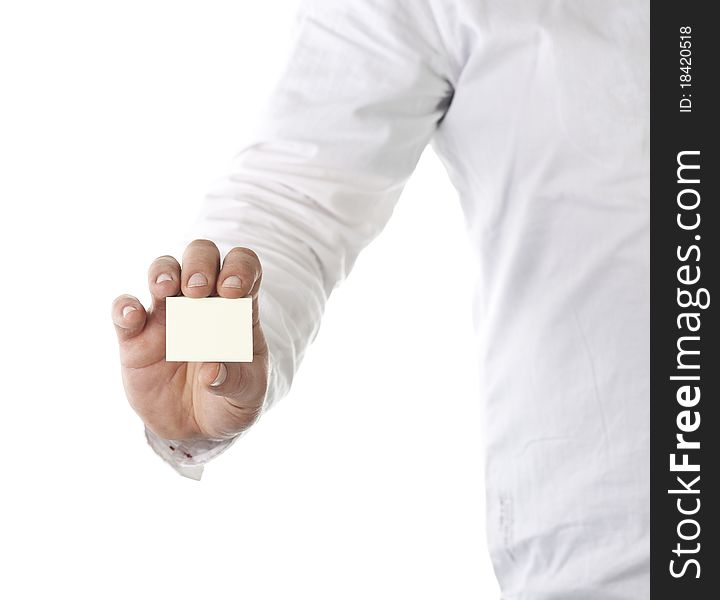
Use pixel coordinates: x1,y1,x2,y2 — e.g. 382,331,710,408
122,0,456,478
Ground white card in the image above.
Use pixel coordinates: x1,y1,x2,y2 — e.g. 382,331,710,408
165,296,253,362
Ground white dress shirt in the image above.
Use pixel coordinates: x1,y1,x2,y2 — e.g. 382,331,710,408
145,0,649,597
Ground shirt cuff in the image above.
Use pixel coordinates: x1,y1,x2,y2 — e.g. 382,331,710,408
144,425,243,481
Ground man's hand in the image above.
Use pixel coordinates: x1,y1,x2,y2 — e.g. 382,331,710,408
111,239,269,441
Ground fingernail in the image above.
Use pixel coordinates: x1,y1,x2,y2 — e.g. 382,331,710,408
122,305,138,318
155,272,173,284
210,363,227,387
187,273,208,288
222,275,243,289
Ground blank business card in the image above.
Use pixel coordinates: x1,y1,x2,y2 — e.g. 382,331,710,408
165,296,253,362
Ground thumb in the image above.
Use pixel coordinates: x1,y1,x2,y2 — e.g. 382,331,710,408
199,359,268,415
193,361,267,436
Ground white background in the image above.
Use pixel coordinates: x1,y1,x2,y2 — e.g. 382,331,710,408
1,1,499,598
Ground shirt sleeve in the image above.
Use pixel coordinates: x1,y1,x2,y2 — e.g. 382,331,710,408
147,0,456,479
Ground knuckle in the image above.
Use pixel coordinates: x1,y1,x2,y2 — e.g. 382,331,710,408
187,238,220,253
183,245,221,269
113,293,136,306
152,255,180,268
230,246,261,266
227,248,262,282
239,246,259,260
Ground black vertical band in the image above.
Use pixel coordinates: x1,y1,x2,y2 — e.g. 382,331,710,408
650,2,718,596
